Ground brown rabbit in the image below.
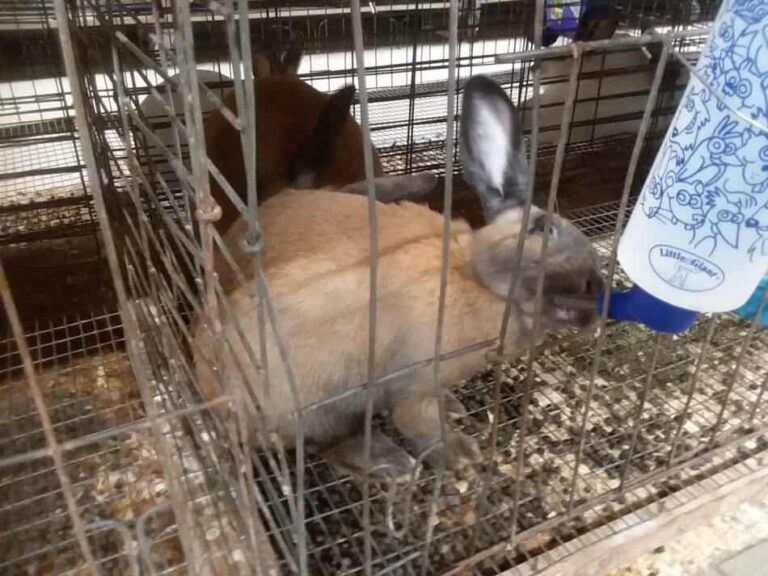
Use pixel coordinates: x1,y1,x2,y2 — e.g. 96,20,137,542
251,40,303,78
194,75,604,479
204,41,387,231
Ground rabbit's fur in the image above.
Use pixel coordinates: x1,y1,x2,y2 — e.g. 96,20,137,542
251,40,303,78
194,76,603,478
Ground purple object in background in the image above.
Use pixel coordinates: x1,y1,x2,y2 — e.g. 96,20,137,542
542,0,586,46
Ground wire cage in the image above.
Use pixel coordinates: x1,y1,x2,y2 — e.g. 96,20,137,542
2,0,768,575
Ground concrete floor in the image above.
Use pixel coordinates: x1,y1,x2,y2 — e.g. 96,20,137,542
716,539,768,576
606,489,768,576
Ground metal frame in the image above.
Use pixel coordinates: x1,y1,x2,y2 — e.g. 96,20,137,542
3,0,768,575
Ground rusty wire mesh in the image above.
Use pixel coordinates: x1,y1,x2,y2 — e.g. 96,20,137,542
2,0,768,575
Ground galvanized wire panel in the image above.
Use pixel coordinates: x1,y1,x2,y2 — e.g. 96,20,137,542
0,278,265,575
6,0,768,575
0,0,109,328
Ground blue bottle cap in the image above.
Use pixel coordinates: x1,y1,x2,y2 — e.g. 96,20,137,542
541,0,587,46
597,285,699,334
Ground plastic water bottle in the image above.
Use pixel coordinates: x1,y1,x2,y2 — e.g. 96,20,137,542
604,0,768,332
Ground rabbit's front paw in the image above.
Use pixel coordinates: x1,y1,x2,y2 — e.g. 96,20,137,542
443,391,470,419
323,430,416,483
422,431,482,470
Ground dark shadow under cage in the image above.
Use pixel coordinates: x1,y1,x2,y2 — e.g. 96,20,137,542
2,1,768,575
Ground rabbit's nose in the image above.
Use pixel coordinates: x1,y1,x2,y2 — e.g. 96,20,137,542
583,269,606,297
552,269,605,318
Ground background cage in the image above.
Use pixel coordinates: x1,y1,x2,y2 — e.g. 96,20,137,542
2,0,768,575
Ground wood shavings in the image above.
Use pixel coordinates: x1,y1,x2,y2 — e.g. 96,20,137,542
91,432,167,522
438,499,479,529
519,529,554,555
460,503,477,526
150,535,186,572
454,479,469,494
47,352,139,416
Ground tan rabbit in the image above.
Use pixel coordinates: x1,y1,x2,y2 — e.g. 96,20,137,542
194,75,604,478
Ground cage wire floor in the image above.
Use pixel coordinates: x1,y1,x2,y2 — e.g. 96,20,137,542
0,117,126,324
0,307,257,575
0,121,94,245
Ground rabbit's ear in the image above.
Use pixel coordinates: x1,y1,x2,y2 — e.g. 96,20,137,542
289,85,356,188
340,172,437,202
281,40,303,76
252,52,272,78
460,75,529,222
252,39,302,77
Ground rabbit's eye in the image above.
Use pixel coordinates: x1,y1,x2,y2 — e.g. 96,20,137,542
530,214,558,238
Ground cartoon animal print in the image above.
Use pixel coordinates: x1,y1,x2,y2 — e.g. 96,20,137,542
760,9,768,66
725,13,761,65
667,175,707,233
721,59,764,121
641,175,666,220
737,128,768,193
719,175,760,210
705,2,768,123
702,17,736,83
639,0,767,262
745,200,768,261
731,0,768,59
676,116,745,188
694,187,746,256
641,171,708,242
733,0,768,18
659,87,713,177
